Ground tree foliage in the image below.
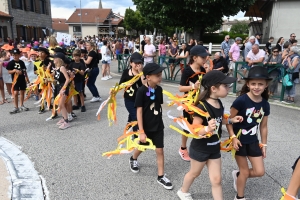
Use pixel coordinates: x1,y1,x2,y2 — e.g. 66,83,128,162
230,21,249,34
132,0,256,39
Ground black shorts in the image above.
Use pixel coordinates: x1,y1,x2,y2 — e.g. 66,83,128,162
57,84,69,96
189,147,221,162
235,141,262,157
75,81,83,93
140,129,164,148
13,79,27,91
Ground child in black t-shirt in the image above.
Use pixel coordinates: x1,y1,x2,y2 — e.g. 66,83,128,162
227,67,271,200
130,63,173,190
119,52,146,131
70,50,86,112
177,70,242,200
7,48,30,114
178,45,207,161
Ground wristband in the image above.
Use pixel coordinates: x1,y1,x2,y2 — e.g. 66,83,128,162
230,135,237,139
261,144,267,147
139,130,145,134
62,86,67,89
227,118,233,124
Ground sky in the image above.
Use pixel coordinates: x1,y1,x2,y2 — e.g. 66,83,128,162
51,0,248,20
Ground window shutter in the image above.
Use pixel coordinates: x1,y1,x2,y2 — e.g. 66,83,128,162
12,0,17,8
44,0,49,15
24,0,30,11
35,0,40,13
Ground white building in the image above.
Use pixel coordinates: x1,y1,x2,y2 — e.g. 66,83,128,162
245,0,300,43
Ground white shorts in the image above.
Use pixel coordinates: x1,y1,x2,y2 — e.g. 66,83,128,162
229,61,236,70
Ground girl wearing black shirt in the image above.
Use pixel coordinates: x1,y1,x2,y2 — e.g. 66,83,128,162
119,52,146,131
50,53,70,130
84,41,101,102
177,70,240,200
178,45,207,162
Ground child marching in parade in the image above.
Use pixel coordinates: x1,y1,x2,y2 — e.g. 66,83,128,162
130,63,173,190
227,66,271,200
177,70,242,200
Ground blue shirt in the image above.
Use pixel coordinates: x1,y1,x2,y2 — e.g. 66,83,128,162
231,94,270,144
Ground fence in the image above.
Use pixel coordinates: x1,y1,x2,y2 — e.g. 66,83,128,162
117,55,287,101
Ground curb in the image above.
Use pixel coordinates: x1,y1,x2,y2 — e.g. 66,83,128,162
0,137,49,200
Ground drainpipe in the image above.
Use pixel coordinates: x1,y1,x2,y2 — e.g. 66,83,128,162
7,0,14,39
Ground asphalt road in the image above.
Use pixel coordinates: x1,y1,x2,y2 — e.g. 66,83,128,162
0,60,299,200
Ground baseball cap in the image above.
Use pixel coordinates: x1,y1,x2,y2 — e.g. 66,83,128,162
130,52,143,63
235,37,242,41
11,48,21,54
202,70,237,89
190,45,210,57
53,52,66,61
143,63,166,77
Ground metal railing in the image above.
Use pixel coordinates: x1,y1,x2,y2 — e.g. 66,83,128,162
117,54,130,73
232,62,286,101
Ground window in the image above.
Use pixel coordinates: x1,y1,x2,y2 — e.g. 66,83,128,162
73,26,81,32
24,0,35,11
40,0,45,14
12,0,23,9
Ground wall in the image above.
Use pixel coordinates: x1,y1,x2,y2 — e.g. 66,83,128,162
268,1,300,43
82,25,97,37
10,0,52,40
0,0,9,14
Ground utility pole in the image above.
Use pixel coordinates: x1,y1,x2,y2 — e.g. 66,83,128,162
80,0,83,37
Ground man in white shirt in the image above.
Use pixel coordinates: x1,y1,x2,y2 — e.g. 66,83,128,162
143,36,156,66
246,44,265,68
128,38,134,54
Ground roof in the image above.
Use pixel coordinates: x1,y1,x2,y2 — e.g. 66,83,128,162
244,0,270,17
0,11,12,18
66,8,112,24
52,18,69,31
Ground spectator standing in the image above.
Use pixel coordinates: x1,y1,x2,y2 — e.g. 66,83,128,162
255,33,263,44
128,38,134,54
143,36,156,66
229,37,242,76
140,35,146,53
158,39,167,65
275,37,285,52
168,41,179,78
288,33,296,44
265,37,274,55
221,35,231,63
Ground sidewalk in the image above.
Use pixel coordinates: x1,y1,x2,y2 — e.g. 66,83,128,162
0,157,10,200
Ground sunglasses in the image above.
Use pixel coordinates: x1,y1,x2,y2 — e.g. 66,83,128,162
273,51,279,53
292,36,296,37
226,38,230,39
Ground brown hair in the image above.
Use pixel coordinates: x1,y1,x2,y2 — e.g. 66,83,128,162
194,83,221,106
1,51,7,58
239,80,269,100
72,49,81,57
49,36,58,48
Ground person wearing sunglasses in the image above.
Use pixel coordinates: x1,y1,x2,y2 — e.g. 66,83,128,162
221,35,231,64
264,47,282,97
288,33,296,44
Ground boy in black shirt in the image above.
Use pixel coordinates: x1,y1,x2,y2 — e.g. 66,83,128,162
131,63,173,190
7,48,30,114
70,50,86,112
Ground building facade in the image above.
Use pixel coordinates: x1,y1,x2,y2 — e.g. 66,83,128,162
66,8,123,38
245,0,300,43
1,0,52,42
52,18,69,34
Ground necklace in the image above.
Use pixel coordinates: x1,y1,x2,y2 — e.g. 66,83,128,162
209,97,219,100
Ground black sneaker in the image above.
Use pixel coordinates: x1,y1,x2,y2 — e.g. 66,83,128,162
71,112,77,119
81,106,86,112
157,175,173,190
72,105,79,110
51,112,58,119
129,157,139,173
38,108,45,114
9,107,20,114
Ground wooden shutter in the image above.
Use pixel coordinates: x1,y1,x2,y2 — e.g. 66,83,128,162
35,0,40,13
44,0,49,15
12,0,17,8
3,26,8,41
24,0,30,11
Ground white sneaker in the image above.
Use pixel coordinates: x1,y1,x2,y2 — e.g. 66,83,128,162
101,76,109,80
232,170,239,192
68,115,73,122
90,97,101,102
177,189,193,200
234,196,246,200
108,75,112,79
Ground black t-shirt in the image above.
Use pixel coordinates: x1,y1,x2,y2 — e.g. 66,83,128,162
135,85,164,132
7,60,26,82
119,68,143,101
190,100,224,153
180,66,206,94
54,67,67,85
186,45,194,53
266,42,272,54
231,94,270,144
86,50,98,69
70,62,85,82
213,58,224,70
141,40,146,52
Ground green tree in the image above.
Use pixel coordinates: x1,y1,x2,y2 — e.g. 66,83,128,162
132,0,256,39
230,21,249,34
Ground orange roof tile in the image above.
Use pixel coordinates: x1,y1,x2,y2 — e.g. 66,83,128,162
52,18,69,31
0,11,12,18
66,9,112,24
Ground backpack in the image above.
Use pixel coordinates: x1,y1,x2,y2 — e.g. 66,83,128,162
97,52,102,63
